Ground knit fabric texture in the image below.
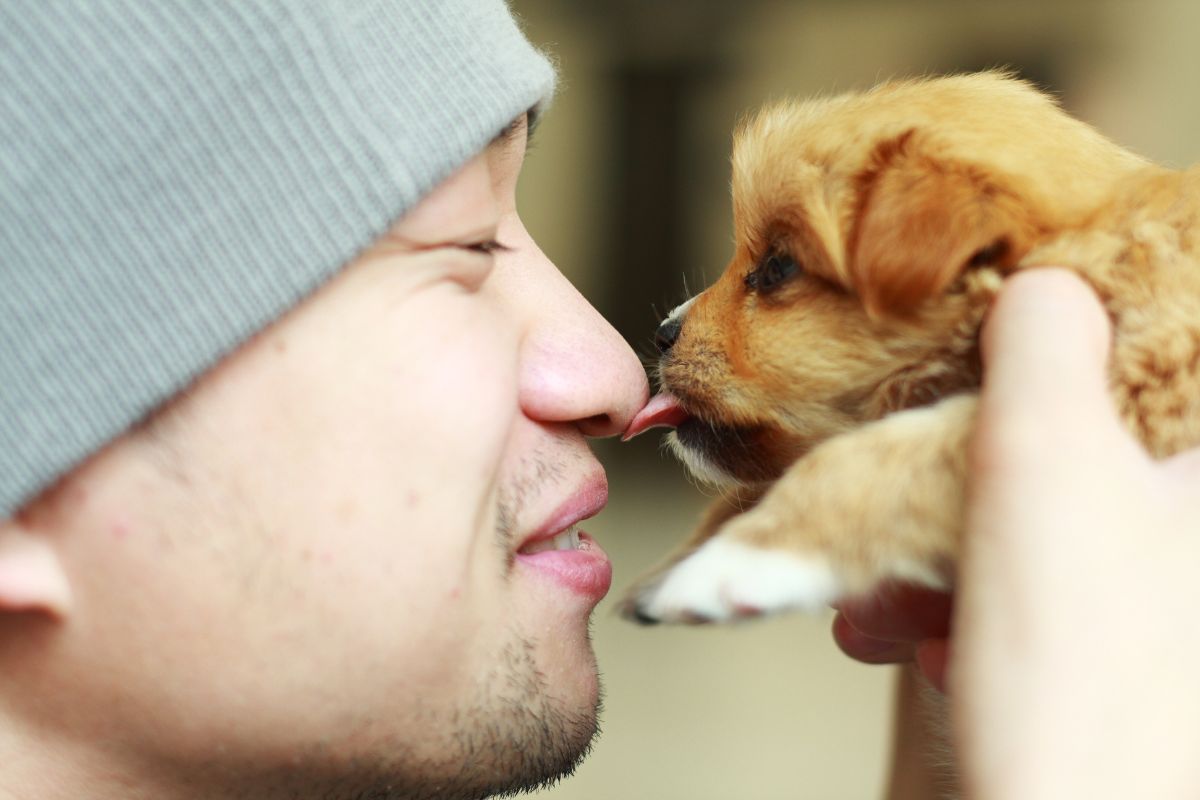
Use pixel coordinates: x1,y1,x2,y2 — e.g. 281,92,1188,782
0,1,555,516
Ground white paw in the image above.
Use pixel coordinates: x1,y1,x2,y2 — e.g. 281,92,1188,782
627,538,844,624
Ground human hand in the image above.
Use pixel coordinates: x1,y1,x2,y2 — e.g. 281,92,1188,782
956,269,1200,799
831,583,952,690
836,269,1200,798
832,271,1121,699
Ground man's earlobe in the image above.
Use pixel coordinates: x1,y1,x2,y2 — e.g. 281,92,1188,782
0,520,72,618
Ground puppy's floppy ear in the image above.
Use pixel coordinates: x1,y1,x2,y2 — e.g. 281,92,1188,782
850,130,1035,316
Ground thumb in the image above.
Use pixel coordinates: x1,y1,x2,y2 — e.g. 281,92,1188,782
979,268,1113,430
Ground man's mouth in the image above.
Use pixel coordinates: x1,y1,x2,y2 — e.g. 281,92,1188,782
514,475,612,601
518,524,582,555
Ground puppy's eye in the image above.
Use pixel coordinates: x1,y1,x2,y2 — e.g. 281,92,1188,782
745,252,800,293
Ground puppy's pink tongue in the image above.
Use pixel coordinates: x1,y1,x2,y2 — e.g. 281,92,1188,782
623,393,689,441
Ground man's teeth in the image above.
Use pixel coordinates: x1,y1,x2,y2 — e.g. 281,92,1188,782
521,525,581,555
557,526,581,550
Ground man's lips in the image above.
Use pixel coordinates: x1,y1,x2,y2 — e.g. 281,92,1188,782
514,473,612,600
517,473,608,552
515,533,612,599
622,392,691,440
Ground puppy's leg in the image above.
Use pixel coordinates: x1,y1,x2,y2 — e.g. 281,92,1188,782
620,485,765,624
631,394,976,624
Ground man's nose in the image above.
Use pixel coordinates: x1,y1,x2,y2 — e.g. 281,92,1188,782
655,316,682,354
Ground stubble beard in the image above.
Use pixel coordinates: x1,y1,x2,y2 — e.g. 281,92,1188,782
251,459,603,800
430,632,604,800
241,630,603,800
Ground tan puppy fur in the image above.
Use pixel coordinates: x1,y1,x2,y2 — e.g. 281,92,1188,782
625,71,1200,624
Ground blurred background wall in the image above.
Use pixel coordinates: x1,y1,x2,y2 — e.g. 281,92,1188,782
508,2,1200,798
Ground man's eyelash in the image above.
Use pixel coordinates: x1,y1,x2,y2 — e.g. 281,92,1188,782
462,240,512,255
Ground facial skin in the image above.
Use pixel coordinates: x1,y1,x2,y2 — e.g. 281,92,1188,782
0,117,649,800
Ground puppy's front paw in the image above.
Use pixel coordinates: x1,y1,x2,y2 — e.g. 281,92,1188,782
623,536,844,625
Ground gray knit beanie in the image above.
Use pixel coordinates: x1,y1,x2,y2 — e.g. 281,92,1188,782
0,1,555,516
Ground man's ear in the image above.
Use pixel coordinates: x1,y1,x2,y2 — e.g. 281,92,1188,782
850,130,1035,317
0,519,72,618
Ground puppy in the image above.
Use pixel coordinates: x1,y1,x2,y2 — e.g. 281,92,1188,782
621,71,1200,625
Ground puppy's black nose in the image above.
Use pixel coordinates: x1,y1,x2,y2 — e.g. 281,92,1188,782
655,316,682,354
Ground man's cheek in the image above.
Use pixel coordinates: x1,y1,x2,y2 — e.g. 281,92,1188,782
405,331,518,463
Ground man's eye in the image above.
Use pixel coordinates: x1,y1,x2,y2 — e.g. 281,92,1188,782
461,239,511,255
744,252,800,292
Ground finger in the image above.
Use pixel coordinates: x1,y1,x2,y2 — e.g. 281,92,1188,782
915,638,950,694
836,583,953,643
831,612,917,664
979,269,1113,428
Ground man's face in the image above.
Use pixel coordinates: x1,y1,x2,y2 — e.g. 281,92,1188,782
12,118,648,798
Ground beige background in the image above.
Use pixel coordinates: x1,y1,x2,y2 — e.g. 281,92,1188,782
508,2,1200,798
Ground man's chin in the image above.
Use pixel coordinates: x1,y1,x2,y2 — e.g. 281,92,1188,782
447,633,603,799
497,698,601,797
290,692,601,800
435,685,603,800
321,628,604,800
